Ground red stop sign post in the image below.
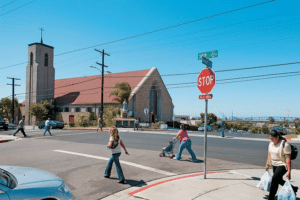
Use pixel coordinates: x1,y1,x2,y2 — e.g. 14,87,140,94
197,67,216,179
197,68,215,94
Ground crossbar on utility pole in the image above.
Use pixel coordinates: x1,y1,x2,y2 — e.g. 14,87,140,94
7,77,21,124
95,49,110,131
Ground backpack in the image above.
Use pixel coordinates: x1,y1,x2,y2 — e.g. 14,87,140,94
283,141,298,160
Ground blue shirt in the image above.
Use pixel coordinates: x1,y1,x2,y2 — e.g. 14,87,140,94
19,120,24,128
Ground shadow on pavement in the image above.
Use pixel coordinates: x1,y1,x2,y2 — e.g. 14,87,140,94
125,179,147,187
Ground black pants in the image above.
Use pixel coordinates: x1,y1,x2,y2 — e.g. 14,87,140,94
13,128,26,137
269,166,296,200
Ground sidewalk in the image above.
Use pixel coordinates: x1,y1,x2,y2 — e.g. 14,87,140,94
102,169,300,200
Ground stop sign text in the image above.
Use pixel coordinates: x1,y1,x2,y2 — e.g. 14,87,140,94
197,68,216,94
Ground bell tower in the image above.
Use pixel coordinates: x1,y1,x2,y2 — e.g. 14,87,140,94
24,31,55,125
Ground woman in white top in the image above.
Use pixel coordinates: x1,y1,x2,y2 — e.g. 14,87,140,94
104,127,129,184
265,130,298,200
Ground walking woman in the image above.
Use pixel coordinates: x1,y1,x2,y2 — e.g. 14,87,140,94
265,130,298,200
173,124,197,162
104,126,129,184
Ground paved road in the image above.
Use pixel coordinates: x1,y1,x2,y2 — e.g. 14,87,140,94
0,128,299,199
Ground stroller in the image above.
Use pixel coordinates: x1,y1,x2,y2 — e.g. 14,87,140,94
159,139,178,158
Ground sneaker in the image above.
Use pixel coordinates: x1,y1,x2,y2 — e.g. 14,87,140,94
189,159,198,162
173,157,179,160
104,175,110,178
118,180,125,184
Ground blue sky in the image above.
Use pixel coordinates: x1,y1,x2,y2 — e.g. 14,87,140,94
1,0,299,119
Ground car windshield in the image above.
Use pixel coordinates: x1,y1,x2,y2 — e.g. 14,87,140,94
52,121,60,123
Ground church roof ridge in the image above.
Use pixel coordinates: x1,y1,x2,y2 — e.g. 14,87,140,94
28,42,54,49
55,68,152,81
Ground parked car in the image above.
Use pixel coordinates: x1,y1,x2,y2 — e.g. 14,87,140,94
0,165,73,200
38,120,64,129
271,126,288,135
198,125,213,131
0,116,8,131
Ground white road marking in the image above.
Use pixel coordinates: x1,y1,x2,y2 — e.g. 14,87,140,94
54,150,177,176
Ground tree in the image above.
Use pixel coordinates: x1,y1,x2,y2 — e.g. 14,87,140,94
109,82,131,105
28,100,56,123
103,105,120,127
261,124,269,134
200,113,218,125
0,97,20,121
29,102,47,122
269,117,275,124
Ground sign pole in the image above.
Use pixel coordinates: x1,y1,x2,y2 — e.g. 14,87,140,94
204,98,208,179
197,51,217,180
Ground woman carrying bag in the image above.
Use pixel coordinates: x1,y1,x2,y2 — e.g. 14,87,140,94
104,126,129,184
265,130,298,200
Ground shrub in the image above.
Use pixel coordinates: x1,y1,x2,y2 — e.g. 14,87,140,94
69,122,75,127
188,125,198,131
166,121,181,129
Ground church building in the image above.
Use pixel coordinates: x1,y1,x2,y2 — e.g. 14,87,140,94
24,40,174,125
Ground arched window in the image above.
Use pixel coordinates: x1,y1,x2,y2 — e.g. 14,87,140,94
44,53,48,66
30,52,33,65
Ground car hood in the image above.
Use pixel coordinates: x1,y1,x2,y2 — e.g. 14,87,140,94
0,166,63,189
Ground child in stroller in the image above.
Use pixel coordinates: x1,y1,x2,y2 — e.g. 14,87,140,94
159,139,178,158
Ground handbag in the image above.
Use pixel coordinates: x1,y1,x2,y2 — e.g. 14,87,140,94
256,171,272,191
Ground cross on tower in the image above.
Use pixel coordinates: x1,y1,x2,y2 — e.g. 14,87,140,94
39,27,44,44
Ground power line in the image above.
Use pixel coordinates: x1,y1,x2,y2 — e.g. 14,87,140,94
54,0,275,56
167,73,300,89
0,0,37,17
9,61,300,98
0,0,17,9
0,0,275,70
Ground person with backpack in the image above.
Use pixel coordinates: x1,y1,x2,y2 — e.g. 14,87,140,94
265,130,298,200
104,126,129,184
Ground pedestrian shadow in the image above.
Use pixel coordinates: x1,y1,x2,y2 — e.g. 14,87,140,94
125,179,147,187
178,159,204,163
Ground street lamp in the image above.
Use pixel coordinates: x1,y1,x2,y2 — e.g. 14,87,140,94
89,65,111,131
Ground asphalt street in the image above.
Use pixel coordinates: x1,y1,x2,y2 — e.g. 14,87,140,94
0,128,299,199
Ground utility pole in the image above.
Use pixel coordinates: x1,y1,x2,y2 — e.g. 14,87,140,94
7,77,21,124
95,49,110,131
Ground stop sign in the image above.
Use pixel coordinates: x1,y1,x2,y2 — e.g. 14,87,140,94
197,68,216,93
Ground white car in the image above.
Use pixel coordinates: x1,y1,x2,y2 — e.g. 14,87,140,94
0,165,73,200
198,125,213,131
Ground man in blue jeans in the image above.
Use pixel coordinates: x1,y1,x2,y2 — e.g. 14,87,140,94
43,118,52,136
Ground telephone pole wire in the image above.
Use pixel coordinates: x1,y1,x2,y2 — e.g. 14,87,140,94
7,77,21,124
95,49,110,131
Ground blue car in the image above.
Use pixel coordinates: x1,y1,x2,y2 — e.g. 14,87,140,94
271,126,288,135
0,165,73,200
38,120,64,129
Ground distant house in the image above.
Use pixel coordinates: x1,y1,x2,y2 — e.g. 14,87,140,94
22,41,174,125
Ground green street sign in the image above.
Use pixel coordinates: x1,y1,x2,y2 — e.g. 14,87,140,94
198,50,218,60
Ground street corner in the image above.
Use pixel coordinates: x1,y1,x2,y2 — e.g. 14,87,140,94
0,135,19,143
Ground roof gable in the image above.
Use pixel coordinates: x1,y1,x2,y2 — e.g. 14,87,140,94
54,69,150,105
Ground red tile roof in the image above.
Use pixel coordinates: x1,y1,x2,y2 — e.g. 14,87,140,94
54,69,150,105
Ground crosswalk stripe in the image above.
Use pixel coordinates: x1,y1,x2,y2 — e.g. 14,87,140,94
53,150,177,176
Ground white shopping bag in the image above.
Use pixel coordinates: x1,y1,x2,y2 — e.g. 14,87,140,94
278,180,296,200
256,171,272,191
